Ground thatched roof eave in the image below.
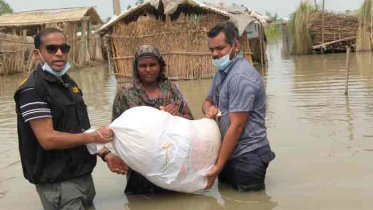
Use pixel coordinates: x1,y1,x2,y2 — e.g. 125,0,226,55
0,7,103,28
98,0,230,33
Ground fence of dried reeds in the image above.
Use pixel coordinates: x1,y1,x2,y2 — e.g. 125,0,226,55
309,12,358,50
357,0,373,52
286,2,359,55
110,12,253,82
0,32,35,75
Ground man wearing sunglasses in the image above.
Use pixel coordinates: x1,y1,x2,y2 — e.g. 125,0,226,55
14,28,128,209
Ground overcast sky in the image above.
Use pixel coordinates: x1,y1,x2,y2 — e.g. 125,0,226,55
7,0,364,20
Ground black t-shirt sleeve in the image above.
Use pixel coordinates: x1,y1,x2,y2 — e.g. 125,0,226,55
17,88,52,122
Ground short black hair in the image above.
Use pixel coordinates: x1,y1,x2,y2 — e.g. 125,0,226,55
34,28,66,49
208,21,239,46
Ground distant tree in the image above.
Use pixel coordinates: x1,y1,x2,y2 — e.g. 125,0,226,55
265,11,279,22
0,0,13,15
127,4,132,10
135,0,145,6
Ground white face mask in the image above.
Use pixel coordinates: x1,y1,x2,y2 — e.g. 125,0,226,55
37,50,70,76
212,43,236,70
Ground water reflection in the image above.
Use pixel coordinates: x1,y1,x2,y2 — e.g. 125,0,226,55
125,184,277,210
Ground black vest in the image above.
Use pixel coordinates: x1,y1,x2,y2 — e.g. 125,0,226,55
14,66,97,184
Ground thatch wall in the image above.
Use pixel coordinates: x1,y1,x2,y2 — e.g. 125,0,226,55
0,32,34,75
357,0,373,52
0,7,104,70
286,2,359,55
0,24,103,76
110,13,253,82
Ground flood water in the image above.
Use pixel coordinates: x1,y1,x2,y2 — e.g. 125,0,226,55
1,39,373,209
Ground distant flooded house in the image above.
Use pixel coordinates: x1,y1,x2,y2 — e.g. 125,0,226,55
98,0,267,82
0,7,104,75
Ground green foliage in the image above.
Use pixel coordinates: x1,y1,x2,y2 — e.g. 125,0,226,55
265,24,281,41
0,0,13,15
127,4,132,10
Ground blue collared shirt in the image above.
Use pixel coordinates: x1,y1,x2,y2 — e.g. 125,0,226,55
207,53,269,159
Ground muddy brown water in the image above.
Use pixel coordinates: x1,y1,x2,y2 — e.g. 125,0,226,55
0,39,372,209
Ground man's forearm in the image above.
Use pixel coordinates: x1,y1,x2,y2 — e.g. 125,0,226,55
215,125,244,168
41,130,96,150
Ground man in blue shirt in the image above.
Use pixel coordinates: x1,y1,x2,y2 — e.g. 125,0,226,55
202,21,275,191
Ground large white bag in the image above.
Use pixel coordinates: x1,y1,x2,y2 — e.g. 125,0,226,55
108,106,221,193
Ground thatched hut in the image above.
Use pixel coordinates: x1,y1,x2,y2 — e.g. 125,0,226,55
98,0,267,82
285,2,359,55
357,0,373,52
0,32,34,75
0,7,104,68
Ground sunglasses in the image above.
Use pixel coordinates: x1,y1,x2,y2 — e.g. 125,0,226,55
41,44,70,54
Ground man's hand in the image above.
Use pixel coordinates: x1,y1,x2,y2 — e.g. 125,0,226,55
105,153,129,175
160,102,180,116
205,164,223,190
94,126,114,144
205,105,219,119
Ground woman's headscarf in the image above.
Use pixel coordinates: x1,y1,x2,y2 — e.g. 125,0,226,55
132,45,167,82
112,45,188,120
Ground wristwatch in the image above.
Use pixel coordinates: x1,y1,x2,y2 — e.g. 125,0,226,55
100,149,111,162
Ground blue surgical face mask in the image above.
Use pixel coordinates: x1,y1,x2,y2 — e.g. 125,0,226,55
212,44,235,70
37,50,70,76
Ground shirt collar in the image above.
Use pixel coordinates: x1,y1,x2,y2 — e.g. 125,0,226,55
220,52,243,74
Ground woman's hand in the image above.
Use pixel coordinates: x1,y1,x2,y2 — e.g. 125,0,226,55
160,102,180,116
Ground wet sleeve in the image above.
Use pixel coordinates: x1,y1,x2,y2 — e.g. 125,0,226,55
228,74,258,113
17,88,52,122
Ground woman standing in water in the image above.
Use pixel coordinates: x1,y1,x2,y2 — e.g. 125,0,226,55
112,45,194,195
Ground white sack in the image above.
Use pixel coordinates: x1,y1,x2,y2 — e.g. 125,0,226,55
108,106,221,193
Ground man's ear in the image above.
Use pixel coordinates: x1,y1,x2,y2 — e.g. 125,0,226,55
33,49,42,63
33,49,40,59
234,41,241,52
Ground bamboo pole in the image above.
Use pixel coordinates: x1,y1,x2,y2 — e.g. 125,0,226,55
321,0,325,44
371,0,373,48
259,25,264,66
344,46,351,95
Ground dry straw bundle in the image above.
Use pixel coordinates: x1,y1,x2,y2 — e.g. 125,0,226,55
357,0,373,51
288,1,313,55
0,32,34,75
110,10,252,82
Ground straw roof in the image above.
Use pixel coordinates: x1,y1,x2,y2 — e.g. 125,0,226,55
0,7,102,27
98,0,258,36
